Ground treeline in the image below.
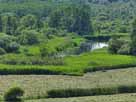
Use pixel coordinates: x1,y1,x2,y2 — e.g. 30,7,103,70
0,0,136,55
0,3,93,55
0,0,135,34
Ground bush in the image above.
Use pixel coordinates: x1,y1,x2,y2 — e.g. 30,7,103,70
108,37,124,54
42,27,58,39
18,30,40,45
117,43,130,55
47,85,136,98
4,87,24,102
6,42,20,53
0,48,6,55
39,45,57,57
0,35,18,53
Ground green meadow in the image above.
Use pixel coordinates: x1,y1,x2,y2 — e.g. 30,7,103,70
0,49,135,75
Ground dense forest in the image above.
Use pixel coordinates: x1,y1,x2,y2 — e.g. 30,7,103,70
0,0,135,54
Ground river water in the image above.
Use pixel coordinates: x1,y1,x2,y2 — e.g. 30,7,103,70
90,42,108,51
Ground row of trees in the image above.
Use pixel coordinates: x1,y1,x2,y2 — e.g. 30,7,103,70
0,0,134,34
0,14,43,35
0,0,135,35
49,5,93,35
0,4,93,36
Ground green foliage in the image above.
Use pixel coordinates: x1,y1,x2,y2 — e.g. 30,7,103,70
108,37,124,54
20,14,37,30
0,0,133,36
40,45,52,57
49,5,93,35
1,13,18,35
117,43,130,55
0,0,133,54
130,18,136,55
20,45,40,56
42,26,68,39
0,34,19,53
39,36,81,57
6,42,20,53
4,87,24,102
18,30,40,45
0,48,6,55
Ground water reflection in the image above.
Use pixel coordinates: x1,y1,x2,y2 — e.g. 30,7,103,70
91,42,108,51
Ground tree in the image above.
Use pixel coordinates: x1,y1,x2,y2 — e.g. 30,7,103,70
6,42,20,53
108,36,124,54
49,5,93,35
1,13,18,35
49,9,61,29
130,18,136,55
0,35,18,53
0,48,6,55
20,14,37,29
71,5,93,35
4,87,24,102
40,45,49,57
0,16,3,32
18,30,40,45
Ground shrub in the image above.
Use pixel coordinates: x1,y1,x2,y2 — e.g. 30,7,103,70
117,43,130,55
42,27,58,39
108,37,124,54
20,14,37,29
18,30,40,45
6,42,20,53
39,45,57,57
0,35,18,53
4,87,24,102
47,85,136,98
0,48,6,55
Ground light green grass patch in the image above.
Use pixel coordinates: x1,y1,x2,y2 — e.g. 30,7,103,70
0,49,136,75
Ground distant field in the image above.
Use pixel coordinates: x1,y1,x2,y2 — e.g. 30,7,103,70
26,93,136,102
0,68,136,100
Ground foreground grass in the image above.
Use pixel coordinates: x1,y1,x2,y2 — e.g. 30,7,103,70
26,93,136,102
0,68,136,100
0,49,136,75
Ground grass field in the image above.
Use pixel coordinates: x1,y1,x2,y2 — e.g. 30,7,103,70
0,49,136,75
0,68,136,100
